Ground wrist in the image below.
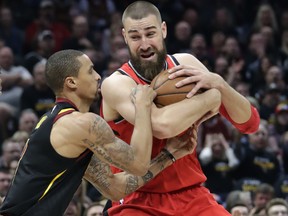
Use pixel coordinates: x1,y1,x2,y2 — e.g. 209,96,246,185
162,148,176,163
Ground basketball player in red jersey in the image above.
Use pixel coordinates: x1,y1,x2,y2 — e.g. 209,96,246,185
100,1,260,215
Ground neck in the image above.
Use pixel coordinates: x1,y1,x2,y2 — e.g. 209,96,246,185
56,94,91,113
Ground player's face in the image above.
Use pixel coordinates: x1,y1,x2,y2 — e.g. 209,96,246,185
123,15,167,80
76,55,101,102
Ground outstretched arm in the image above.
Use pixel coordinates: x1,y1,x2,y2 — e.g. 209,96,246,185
168,53,260,133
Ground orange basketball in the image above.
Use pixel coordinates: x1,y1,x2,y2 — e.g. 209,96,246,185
150,70,200,107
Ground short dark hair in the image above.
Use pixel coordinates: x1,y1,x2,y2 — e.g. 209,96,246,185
45,49,83,94
122,1,162,25
266,198,288,214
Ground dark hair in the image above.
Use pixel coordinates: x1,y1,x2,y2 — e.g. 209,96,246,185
253,183,275,199
45,49,83,94
266,198,288,214
122,1,162,25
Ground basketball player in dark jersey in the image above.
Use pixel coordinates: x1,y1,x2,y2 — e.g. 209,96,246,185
0,50,197,215
99,1,260,215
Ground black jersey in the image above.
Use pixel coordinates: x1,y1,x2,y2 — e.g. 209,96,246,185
0,98,93,216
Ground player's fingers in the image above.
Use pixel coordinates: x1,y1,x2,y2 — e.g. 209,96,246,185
186,83,202,98
174,76,198,87
168,68,199,79
168,65,198,73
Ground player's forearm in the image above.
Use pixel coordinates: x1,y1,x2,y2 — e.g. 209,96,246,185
85,150,172,201
217,79,251,123
130,103,153,175
112,149,172,200
152,89,221,139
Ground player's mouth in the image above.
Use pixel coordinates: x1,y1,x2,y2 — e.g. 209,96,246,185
140,52,155,60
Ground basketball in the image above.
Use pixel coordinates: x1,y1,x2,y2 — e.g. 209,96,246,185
150,69,201,107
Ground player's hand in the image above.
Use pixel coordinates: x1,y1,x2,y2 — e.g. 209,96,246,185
130,84,156,106
168,65,224,98
165,124,198,160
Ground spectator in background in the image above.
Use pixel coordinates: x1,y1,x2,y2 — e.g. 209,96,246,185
0,46,33,109
0,167,12,198
225,190,253,213
230,203,250,216
279,29,288,83
24,30,55,74
11,130,29,150
234,120,281,185
199,133,239,203
181,7,203,35
63,197,80,216
0,7,24,60
209,7,237,37
265,198,288,216
20,59,55,118
24,0,70,53
209,31,226,58
0,138,21,169
168,20,191,53
249,183,275,215
252,4,278,35
259,83,282,121
84,202,105,216
189,33,213,70
269,102,288,145
62,14,95,50
17,109,39,135
274,174,288,202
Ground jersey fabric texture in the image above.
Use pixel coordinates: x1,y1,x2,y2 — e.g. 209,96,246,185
0,98,93,216
100,55,259,215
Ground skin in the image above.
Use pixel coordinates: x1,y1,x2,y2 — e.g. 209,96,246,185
267,205,288,216
102,15,221,139
51,54,155,175
47,53,196,201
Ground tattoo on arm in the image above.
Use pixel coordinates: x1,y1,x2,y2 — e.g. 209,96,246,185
141,171,153,183
85,155,112,194
83,115,134,171
124,151,169,194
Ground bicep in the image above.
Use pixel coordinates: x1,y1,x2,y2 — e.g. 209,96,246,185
81,114,138,172
101,74,137,124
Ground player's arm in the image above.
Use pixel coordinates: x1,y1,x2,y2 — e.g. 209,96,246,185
84,126,197,201
168,53,260,133
55,85,154,176
84,150,171,201
102,74,221,139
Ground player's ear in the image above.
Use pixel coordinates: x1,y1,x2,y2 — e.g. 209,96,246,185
65,77,77,89
161,21,167,39
122,28,128,44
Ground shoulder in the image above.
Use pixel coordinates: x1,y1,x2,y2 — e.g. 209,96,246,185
101,72,137,99
172,53,209,71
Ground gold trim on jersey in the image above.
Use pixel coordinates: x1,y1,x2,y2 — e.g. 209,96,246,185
39,170,66,201
58,108,75,115
35,116,47,129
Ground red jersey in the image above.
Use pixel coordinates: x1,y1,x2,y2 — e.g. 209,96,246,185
101,55,260,193
101,55,206,193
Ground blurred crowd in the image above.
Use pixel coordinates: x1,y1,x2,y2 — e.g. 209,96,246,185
0,0,288,215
